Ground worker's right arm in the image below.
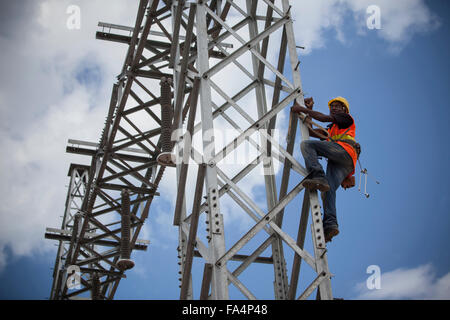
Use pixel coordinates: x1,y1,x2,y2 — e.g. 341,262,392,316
291,103,334,123
309,128,328,140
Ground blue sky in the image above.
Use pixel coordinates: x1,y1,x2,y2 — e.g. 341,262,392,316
295,0,450,299
0,0,449,300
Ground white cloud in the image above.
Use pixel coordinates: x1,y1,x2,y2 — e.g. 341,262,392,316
345,0,440,53
0,86,104,260
0,0,141,271
291,0,440,54
291,0,348,53
354,264,450,300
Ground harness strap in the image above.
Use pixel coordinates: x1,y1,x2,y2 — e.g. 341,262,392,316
329,127,351,142
331,134,355,142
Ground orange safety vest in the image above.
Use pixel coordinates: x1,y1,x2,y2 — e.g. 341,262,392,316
327,115,357,175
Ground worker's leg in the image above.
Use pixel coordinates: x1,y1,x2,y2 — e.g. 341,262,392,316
300,140,349,178
322,160,353,230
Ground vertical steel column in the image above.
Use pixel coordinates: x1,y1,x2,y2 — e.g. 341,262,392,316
195,1,229,300
60,212,82,296
309,190,332,299
171,0,193,300
245,0,289,300
180,164,206,299
91,273,101,300
200,263,213,300
50,169,76,300
50,165,89,300
281,0,333,299
288,189,310,299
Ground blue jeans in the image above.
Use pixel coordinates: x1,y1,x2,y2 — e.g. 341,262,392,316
300,140,354,230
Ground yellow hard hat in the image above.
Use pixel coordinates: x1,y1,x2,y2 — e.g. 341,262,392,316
328,96,350,112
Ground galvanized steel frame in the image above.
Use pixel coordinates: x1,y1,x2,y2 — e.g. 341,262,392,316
47,0,334,300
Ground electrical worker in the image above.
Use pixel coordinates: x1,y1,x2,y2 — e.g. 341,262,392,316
291,97,359,243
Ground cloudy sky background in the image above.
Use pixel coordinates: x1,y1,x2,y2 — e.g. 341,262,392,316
0,0,449,299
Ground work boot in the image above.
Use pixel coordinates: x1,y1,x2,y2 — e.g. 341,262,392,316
324,227,339,243
303,176,330,192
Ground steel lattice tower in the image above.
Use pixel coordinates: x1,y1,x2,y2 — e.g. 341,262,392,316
46,0,333,300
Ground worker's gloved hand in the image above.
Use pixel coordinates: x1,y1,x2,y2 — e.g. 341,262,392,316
290,104,302,113
304,97,314,109
341,175,355,189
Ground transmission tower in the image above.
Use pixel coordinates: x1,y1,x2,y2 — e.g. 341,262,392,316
46,0,334,300
169,0,333,300
46,0,171,299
